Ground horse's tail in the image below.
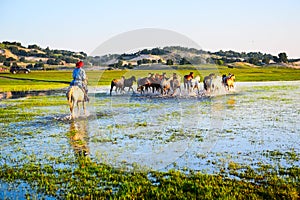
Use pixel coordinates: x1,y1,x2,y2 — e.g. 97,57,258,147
203,80,207,91
110,80,115,96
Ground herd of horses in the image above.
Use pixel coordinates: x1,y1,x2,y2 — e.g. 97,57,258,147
66,72,235,119
110,72,235,96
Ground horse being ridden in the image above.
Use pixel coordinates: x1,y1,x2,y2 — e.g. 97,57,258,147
67,86,86,119
70,61,89,102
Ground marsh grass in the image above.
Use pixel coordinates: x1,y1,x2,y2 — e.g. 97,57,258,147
0,158,299,199
0,96,67,123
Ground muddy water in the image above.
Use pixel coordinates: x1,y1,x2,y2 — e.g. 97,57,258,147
0,81,299,174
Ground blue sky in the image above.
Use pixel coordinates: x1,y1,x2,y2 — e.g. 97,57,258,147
1,0,299,58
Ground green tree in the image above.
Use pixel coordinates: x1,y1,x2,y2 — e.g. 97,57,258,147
8,46,19,54
0,55,6,62
248,57,260,65
3,61,11,67
26,64,33,69
206,58,212,64
19,57,26,62
12,62,18,67
6,57,16,61
179,57,191,65
166,59,173,65
262,57,270,64
278,52,288,63
216,59,224,65
28,44,41,50
34,62,44,69
116,60,123,68
273,56,279,63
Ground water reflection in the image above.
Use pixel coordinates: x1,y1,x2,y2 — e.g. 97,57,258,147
68,119,89,157
226,96,236,108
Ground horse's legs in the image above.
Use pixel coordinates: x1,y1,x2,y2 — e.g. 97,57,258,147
110,82,115,96
129,86,134,93
72,100,76,119
77,101,80,117
83,101,86,116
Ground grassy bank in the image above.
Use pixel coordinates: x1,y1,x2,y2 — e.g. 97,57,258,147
1,157,299,199
0,65,299,92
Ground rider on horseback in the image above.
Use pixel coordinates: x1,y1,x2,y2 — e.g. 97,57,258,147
70,61,89,102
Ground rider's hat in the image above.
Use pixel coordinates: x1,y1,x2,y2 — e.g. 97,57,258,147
76,61,84,68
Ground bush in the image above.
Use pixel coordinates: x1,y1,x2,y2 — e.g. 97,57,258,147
3,61,11,67
166,59,174,65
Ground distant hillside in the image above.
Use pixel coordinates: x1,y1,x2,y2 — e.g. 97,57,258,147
1,41,299,71
0,41,87,70
86,46,299,69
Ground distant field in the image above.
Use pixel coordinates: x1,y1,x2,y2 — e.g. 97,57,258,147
0,65,299,92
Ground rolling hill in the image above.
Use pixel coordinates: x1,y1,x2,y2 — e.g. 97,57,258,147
1,41,299,71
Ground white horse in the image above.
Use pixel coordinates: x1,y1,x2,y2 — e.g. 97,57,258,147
190,75,201,94
211,76,224,93
67,86,86,119
171,74,181,96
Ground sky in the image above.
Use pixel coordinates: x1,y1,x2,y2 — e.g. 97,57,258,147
1,0,299,58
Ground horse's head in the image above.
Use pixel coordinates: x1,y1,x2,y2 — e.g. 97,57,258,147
189,72,194,78
131,76,137,82
209,73,215,77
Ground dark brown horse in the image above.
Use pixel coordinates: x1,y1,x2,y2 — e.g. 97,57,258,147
184,72,194,91
223,74,235,90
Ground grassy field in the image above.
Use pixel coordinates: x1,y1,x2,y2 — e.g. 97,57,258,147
0,64,299,92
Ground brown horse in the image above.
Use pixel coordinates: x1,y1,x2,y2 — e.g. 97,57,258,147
225,74,235,90
184,72,194,91
110,76,125,96
67,86,86,119
223,74,235,90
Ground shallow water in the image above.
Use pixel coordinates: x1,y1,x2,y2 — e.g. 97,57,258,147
0,81,300,196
